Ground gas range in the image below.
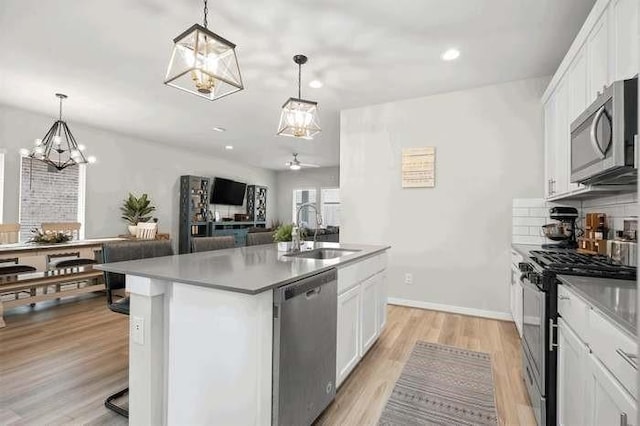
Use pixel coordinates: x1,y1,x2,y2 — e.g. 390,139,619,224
528,250,636,281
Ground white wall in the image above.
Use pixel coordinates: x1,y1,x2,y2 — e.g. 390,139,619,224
0,104,277,244
340,77,547,317
275,167,339,224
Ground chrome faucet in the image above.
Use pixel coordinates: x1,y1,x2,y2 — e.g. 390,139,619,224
293,202,322,251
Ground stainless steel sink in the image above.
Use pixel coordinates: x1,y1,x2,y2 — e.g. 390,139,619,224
285,248,360,260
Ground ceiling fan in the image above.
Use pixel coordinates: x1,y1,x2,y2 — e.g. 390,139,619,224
286,153,320,170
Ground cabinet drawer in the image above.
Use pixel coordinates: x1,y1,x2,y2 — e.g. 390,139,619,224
587,309,638,398
558,285,590,341
338,252,387,294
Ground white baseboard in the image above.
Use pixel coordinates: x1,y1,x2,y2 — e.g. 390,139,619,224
387,297,513,321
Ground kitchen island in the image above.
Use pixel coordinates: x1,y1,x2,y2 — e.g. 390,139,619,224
96,242,389,426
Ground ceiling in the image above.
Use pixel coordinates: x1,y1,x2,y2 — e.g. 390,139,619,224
0,0,595,170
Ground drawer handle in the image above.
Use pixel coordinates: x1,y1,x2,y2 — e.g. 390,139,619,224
616,349,638,370
559,295,570,301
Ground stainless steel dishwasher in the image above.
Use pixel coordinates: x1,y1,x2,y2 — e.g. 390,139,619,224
272,268,337,426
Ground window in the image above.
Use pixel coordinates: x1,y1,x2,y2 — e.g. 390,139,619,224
18,156,86,241
292,189,317,228
321,188,340,227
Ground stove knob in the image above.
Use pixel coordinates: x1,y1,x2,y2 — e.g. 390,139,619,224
518,262,532,273
528,273,541,286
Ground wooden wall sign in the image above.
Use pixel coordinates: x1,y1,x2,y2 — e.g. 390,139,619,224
401,147,435,188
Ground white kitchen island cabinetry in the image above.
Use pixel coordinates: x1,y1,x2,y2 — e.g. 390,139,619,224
336,251,388,388
96,242,389,426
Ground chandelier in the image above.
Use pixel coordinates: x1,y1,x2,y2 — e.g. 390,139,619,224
21,93,95,171
277,55,321,139
164,0,243,101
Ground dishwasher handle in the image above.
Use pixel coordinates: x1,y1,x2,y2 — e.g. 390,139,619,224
282,269,337,301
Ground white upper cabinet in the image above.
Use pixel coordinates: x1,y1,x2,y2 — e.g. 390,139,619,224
542,0,637,200
612,0,639,81
544,95,557,198
587,8,611,102
568,46,588,124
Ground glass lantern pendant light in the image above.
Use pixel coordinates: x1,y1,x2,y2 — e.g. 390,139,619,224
22,93,95,171
277,55,321,139
164,0,243,101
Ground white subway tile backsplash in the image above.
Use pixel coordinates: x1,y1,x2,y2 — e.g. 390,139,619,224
513,226,529,235
529,226,543,236
529,208,549,217
513,217,547,226
513,199,546,208
514,235,546,245
513,208,530,217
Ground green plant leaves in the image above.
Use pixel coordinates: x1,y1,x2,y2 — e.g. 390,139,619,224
121,192,156,225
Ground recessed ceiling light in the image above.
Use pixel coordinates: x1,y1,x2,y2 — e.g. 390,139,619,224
224,145,234,150
213,127,226,132
441,48,460,61
309,80,323,89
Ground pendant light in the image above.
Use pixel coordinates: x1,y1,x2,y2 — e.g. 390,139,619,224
277,55,321,140
164,0,243,101
21,93,95,171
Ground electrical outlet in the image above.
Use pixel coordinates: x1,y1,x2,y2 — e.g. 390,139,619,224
132,316,144,345
404,273,413,285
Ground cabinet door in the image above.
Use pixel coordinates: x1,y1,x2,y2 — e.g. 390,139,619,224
568,46,588,125
360,275,378,355
544,95,557,198
514,279,523,338
612,0,639,80
557,319,589,426
336,285,361,387
585,353,637,426
587,8,611,103
554,80,570,195
377,271,387,331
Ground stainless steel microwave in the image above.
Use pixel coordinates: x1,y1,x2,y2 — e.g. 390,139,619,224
570,77,637,184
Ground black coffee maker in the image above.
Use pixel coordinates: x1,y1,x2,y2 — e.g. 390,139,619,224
541,207,579,249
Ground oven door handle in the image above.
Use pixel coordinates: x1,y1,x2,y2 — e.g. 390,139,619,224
590,105,612,159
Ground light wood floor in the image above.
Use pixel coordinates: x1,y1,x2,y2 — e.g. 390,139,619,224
0,295,534,425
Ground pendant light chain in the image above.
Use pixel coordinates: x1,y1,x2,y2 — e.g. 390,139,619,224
203,0,208,28
298,62,302,99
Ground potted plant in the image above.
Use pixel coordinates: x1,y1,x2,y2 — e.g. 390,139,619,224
273,223,294,251
120,193,156,235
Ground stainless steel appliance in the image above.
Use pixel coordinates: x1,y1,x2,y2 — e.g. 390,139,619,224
272,269,337,426
570,77,638,184
519,250,636,425
541,207,579,250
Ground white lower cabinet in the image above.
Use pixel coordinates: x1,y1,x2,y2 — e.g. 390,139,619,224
336,284,361,387
557,318,589,426
557,285,638,426
360,274,379,354
586,353,637,426
336,256,388,388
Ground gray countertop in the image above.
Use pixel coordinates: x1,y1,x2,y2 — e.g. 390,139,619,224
511,244,545,260
95,242,390,295
557,274,637,337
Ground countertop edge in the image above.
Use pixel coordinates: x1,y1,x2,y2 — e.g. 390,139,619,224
95,245,391,295
557,275,637,337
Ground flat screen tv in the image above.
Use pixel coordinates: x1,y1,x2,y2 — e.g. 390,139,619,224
211,177,247,206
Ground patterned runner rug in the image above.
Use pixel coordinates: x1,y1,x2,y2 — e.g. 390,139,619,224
379,341,498,426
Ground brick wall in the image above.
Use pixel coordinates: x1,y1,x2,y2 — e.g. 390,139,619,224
19,158,79,241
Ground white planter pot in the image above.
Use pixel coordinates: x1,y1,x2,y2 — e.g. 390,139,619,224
277,242,292,252
128,225,138,236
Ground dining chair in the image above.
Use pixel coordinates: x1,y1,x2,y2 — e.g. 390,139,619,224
0,223,21,244
40,222,96,269
101,239,174,418
135,222,158,240
191,236,236,253
0,224,37,277
246,231,275,246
